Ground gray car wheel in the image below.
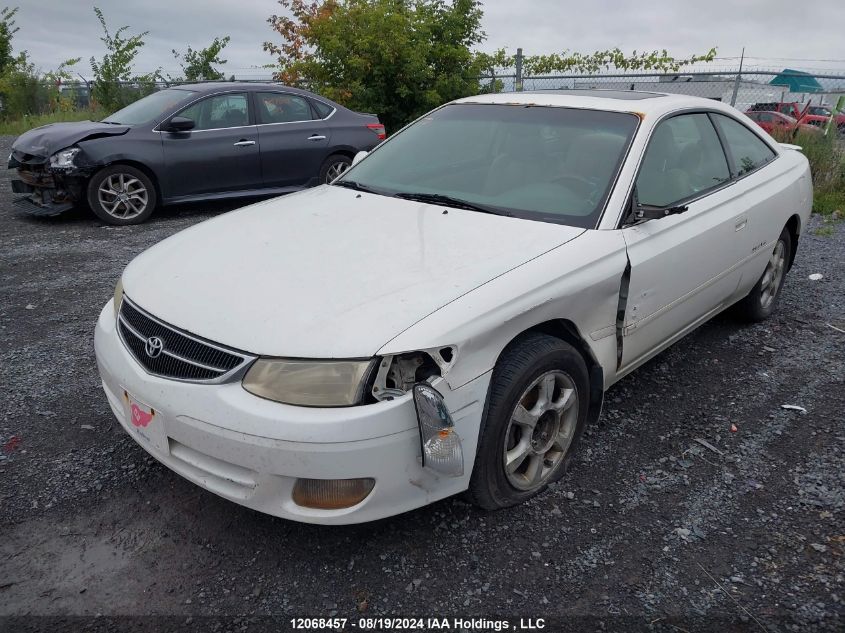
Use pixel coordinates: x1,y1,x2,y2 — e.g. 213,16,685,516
319,154,352,184
87,165,157,225
733,227,792,322
468,333,589,510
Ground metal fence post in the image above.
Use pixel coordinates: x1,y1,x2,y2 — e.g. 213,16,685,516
515,48,524,92
729,47,745,107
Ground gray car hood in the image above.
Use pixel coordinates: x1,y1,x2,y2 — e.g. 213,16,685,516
10,121,130,164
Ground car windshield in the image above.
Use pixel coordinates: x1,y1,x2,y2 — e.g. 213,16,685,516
102,89,198,125
808,106,831,116
336,103,639,228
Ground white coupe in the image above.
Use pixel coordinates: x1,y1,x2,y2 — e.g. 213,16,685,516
95,90,812,524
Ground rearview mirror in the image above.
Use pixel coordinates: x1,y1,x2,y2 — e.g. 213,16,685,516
352,150,368,166
164,116,195,132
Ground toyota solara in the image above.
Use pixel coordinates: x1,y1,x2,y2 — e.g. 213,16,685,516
94,90,811,524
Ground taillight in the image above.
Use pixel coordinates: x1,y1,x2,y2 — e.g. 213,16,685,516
366,123,386,141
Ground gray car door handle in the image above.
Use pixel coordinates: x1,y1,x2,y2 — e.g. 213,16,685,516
307,135,327,141
233,140,256,147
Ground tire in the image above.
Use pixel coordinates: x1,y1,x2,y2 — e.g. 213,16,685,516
319,154,352,184
733,227,792,322
87,165,157,225
468,333,590,510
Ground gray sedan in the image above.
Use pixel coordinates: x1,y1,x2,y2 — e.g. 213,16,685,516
9,83,385,224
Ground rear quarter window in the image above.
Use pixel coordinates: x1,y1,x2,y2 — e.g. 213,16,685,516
712,114,777,176
311,100,335,119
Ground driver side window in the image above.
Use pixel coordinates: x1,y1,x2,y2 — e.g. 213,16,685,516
636,113,730,207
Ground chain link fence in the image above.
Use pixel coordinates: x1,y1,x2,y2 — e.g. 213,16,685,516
477,68,845,135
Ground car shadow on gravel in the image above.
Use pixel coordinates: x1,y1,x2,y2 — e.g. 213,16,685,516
8,195,277,228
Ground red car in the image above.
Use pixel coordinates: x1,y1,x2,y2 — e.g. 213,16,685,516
748,101,845,135
745,110,822,138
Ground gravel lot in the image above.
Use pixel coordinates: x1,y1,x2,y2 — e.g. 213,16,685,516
1,132,843,632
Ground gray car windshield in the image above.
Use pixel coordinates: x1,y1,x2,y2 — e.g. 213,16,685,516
102,89,198,126
337,103,639,228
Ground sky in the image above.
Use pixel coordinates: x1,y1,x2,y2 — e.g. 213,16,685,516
10,0,845,79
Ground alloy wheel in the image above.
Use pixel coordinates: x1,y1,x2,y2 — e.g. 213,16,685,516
325,161,350,183
760,240,786,310
503,370,579,491
97,173,149,220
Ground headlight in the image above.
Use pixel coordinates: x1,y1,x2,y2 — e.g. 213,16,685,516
113,277,124,320
49,147,80,168
242,358,376,407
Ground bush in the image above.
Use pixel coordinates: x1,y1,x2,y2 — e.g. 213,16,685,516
773,127,845,215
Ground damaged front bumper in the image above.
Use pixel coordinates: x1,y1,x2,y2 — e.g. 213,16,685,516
9,154,89,217
94,301,491,524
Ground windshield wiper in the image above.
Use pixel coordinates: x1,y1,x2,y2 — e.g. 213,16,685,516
332,180,381,194
393,192,511,216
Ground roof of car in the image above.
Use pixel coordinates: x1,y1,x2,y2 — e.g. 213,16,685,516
171,82,322,98
454,89,736,118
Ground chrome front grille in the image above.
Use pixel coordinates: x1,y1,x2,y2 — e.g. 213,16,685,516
117,297,254,383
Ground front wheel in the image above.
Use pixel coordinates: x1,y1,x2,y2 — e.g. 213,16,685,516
733,227,792,322
87,165,157,225
468,333,589,510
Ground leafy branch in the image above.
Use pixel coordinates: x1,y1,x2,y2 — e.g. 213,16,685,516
477,47,718,76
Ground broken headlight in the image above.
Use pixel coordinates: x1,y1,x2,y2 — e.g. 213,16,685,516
49,147,80,169
242,358,377,407
371,348,455,401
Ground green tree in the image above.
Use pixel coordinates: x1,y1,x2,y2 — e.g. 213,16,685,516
0,6,18,75
89,7,158,112
172,36,231,81
265,0,486,132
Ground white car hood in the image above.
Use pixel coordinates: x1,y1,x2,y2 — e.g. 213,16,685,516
123,186,585,357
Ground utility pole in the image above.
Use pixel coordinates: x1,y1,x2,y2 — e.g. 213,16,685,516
515,48,524,92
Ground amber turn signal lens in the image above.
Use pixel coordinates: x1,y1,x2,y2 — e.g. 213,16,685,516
292,478,375,509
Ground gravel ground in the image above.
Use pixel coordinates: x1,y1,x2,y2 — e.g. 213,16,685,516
1,133,843,632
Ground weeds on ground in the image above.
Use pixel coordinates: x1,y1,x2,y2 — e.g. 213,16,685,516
774,128,845,216
0,108,106,136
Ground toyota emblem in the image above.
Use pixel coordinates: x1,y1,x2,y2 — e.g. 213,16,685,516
145,336,164,359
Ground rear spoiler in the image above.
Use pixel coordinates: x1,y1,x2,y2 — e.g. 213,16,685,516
779,143,802,151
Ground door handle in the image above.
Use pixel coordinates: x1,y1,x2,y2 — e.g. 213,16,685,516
307,135,327,141
233,140,256,147
735,218,747,231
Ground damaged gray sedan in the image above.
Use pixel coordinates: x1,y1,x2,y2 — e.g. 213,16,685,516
8,83,384,224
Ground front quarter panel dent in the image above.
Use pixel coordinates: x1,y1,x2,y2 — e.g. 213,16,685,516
377,230,629,391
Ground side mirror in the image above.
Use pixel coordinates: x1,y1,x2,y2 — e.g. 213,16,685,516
352,150,368,166
164,116,195,132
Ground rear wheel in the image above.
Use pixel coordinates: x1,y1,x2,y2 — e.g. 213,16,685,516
319,154,352,184
87,165,156,225
733,227,792,322
468,333,589,510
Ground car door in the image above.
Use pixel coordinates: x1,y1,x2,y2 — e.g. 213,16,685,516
253,91,330,187
709,113,784,289
161,91,262,199
619,112,746,371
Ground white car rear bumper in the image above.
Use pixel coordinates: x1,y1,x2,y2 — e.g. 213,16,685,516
93,301,490,524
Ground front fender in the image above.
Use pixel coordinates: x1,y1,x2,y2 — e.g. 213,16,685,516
377,230,629,390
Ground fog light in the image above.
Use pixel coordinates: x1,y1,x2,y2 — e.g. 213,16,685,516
292,478,375,509
413,383,463,477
